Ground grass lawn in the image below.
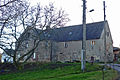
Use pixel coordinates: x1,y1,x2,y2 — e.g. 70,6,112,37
0,63,118,80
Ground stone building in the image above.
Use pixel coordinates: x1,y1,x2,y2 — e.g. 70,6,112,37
18,21,114,62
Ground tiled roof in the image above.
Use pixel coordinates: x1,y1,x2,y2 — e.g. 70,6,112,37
38,21,105,42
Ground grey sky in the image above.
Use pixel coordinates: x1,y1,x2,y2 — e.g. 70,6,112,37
0,0,119,53
29,0,120,47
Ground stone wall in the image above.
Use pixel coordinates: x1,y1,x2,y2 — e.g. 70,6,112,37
18,22,114,62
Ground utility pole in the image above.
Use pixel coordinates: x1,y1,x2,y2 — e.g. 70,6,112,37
81,0,86,72
103,1,107,66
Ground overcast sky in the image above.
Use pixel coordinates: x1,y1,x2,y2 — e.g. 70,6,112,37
29,0,120,47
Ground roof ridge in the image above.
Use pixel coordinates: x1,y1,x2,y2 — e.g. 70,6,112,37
54,21,105,30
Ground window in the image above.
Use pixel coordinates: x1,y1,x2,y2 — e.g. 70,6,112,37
91,41,95,45
33,53,36,59
91,41,95,49
64,42,68,48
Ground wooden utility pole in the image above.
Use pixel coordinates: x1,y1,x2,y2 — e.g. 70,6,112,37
103,1,107,66
81,0,86,72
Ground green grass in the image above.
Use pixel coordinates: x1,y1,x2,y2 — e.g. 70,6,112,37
0,63,118,80
47,70,117,80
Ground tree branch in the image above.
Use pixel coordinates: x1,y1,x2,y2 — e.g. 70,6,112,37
0,0,18,7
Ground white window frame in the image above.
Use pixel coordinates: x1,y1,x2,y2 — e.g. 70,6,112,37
33,53,36,59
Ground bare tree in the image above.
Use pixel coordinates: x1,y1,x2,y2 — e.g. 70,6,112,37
0,0,21,38
0,1,69,69
0,0,19,7
0,0,31,69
